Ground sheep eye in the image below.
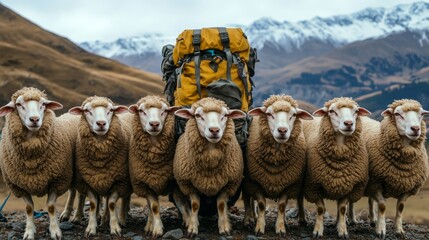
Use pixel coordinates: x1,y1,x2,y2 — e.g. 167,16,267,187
139,109,146,115
195,114,201,118
394,113,403,119
84,109,92,115
16,103,22,108
329,110,337,115
266,112,274,119
290,114,296,120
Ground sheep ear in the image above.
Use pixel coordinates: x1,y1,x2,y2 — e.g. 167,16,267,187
227,109,246,119
68,106,84,115
357,107,371,116
44,100,63,111
112,105,129,114
381,108,393,117
167,106,181,113
248,107,266,117
174,108,194,119
421,108,429,116
313,107,328,117
296,108,313,120
129,104,139,114
0,101,15,117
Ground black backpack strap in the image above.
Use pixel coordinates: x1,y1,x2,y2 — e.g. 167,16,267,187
218,27,232,82
193,29,202,98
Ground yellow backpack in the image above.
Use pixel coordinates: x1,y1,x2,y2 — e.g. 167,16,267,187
161,27,257,112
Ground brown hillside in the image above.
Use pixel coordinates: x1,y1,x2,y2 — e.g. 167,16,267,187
0,4,163,113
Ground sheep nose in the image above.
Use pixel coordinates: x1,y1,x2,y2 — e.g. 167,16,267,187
96,120,106,127
410,126,420,132
209,127,220,134
29,116,40,123
149,121,160,128
278,127,288,135
344,120,353,127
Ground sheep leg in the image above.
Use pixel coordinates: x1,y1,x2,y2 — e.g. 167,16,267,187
147,194,164,238
368,197,376,227
313,198,325,238
373,190,387,239
187,193,200,237
297,192,307,225
71,192,85,223
394,193,410,237
47,191,62,240
108,191,121,236
275,193,288,237
118,195,130,227
59,189,75,222
337,197,349,239
144,198,153,235
85,191,98,237
173,188,190,227
22,192,36,240
254,192,266,236
243,190,255,228
217,191,231,235
347,202,357,225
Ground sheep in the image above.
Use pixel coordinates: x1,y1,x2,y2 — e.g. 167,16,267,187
302,97,371,238
125,95,187,238
68,96,131,237
242,95,313,236
360,99,429,239
173,97,246,237
0,87,79,240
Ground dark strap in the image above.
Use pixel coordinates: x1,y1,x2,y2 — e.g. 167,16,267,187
193,29,202,98
218,27,232,82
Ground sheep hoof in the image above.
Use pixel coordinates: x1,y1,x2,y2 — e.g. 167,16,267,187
395,232,406,239
370,221,376,228
59,213,70,222
186,232,197,238
338,233,349,239
376,233,386,240
84,229,96,238
111,228,122,237
312,232,323,238
277,232,286,238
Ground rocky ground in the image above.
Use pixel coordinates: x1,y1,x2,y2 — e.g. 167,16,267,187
1,205,429,240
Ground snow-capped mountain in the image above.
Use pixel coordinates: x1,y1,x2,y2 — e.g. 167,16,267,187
80,2,429,58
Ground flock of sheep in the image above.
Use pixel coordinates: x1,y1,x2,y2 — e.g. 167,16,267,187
0,87,428,240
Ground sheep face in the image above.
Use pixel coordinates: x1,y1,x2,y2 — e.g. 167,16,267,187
249,104,313,143
129,102,179,136
69,102,128,136
382,106,429,140
314,103,370,136
175,107,246,143
0,96,62,131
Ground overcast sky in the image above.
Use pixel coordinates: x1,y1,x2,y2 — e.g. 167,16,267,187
1,0,425,42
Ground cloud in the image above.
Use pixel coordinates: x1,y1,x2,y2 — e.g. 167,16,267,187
0,0,423,42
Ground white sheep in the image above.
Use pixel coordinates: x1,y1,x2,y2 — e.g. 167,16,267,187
359,99,429,239
243,94,313,236
302,97,371,238
68,96,131,237
0,87,79,240
125,95,186,238
173,97,246,237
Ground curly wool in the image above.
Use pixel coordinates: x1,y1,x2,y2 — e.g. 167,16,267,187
0,89,77,198
324,97,358,109
135,95,169,109
262,94,298,109
74,98,130,198
174,100,243,197
11,87,47,102
128,111,176,197
363,105,428,198
304,116,368,203
244,97,306,199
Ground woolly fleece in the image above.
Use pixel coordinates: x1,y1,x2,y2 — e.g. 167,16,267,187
363,100,429,198
74,97,131,198
173,98,244,197
303,98,368,203
128,96,176,197
244,95,306,199
0,88,78,198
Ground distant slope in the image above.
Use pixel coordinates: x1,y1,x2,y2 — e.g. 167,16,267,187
0,3,163,113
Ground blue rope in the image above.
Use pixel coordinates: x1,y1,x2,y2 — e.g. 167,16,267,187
0,192,11,211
